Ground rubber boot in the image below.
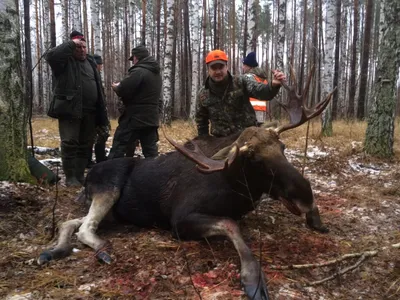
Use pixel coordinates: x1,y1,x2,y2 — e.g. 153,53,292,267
75,157,88,185
62,158,81,187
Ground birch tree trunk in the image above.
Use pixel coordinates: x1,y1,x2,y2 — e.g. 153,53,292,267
61,0,69,40
202,0,207,81
247,0,257,53
364,0,399,157
189,0,200,118
70,0,82,31
35,0,43,113
321,0,336,136
276,0,286,71
91,0,101,55
42,0,51,113
162,0,175,124
0,1,32,182
332,0,341,119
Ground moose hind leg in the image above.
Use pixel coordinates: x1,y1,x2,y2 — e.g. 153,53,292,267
306,205,329,233
38,217,85,265
174,213,270,300
76,188,120,264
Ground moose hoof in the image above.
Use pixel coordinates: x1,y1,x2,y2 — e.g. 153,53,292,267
37,251,53,265
308,223,329,233
96,251,112,264
241,263,270,300
242,280,270,300
306,207,329,233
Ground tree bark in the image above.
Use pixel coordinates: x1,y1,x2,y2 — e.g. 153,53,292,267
347,0,359,118
321,0,336,136
0,1,32,182
357,0,374,119
364,0,399,158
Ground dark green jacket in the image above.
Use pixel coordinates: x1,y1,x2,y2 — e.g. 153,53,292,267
195,72,280,137
45,41,108,126
114,56,162,128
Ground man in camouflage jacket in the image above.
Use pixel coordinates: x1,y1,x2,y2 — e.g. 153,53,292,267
196,50,285,137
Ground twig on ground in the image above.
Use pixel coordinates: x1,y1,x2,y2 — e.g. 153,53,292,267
269,242,400,286
385,277,400,298
307,252,369,286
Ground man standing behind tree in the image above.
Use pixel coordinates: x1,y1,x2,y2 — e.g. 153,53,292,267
242,51,271,123
109,45,162,159
45,31,108,186
86,54,110,167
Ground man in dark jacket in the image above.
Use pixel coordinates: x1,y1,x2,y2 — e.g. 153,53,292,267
108,45,162,159
196,49,285,137
87,54,110,167
46,31,108,186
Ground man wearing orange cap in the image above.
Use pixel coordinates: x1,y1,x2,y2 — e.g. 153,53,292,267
196,49,285,137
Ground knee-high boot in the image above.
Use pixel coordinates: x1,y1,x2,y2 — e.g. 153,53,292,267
62,157,81,187
75,157,88,185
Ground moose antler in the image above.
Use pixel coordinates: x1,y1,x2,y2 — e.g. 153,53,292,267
163,127,239,174
275,65,337,135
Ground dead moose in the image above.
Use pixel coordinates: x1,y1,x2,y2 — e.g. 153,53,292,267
38,71,335,300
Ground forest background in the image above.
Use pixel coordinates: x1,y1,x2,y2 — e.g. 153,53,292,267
0,0,399,181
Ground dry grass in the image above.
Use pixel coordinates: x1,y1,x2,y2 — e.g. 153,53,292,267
31,117,400,160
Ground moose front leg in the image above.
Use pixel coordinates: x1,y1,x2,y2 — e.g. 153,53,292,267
38,217,85,265
76,189,120,264
174,213,270,300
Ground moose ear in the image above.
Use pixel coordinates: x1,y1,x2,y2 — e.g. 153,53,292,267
239,143,254,157
197,144,239,174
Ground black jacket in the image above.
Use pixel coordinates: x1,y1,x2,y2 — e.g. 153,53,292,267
115,56,162,128
45,41,108,126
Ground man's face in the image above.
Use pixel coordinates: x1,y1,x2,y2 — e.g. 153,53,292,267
208,63,228,82
73,40,87,61
97,64,103,72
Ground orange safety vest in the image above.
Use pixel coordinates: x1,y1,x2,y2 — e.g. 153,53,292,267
249,75,268,112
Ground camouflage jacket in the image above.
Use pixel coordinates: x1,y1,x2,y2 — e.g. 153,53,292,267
247,67,268,80
195,72,280,137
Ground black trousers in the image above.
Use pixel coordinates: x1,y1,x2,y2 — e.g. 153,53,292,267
59,113,97,160
109,117,158,159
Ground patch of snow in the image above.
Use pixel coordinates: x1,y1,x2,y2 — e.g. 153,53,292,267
0,181,13,188
6,293,34,300
28,146,60,156
348,159,390,176
39,158,62,167
78,283,98,291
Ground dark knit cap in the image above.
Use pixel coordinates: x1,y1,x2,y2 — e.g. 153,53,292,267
243,52,258,68
93,54,103,65
70,30,85,41
128,45,149,61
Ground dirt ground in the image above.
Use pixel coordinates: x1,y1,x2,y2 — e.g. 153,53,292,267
1,119,399,300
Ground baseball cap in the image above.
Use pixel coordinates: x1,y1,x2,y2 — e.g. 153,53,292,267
128,45,149,61
205,49,228,66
